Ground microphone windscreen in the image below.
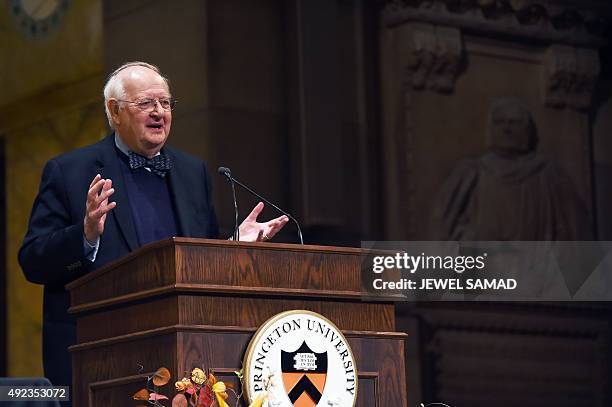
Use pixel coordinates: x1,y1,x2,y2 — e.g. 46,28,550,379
217,166,231,176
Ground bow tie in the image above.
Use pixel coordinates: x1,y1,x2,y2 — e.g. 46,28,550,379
128,151,173,177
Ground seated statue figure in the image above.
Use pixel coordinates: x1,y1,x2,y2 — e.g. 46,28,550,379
431,97,590,241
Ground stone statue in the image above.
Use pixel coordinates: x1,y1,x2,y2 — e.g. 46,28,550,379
431,97,590,241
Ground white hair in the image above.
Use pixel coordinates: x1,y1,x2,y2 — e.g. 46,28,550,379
103,61,170,128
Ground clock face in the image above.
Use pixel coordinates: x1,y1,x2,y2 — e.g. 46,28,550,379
10,0,71,39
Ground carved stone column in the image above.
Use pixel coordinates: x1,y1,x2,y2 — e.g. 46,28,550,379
382,3,612,404
403,23,464,93
542,44,600,110
380,0,611,240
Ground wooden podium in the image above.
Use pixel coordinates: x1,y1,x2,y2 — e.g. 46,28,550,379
67,238,408,406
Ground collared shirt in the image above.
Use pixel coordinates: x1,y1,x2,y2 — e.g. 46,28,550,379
114,132,130,156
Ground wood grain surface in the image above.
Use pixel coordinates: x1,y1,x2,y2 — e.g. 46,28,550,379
68,239,408,406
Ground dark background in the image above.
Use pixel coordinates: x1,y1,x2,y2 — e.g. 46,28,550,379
2,0,612,405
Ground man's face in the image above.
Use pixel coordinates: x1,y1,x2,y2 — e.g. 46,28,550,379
489,104,532,155
111,67,172,158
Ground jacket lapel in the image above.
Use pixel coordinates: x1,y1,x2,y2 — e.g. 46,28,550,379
165,147,195,237
96,134,139,251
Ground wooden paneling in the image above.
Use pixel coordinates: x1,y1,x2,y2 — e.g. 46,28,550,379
68,238,372,308
77,295,394,343
72,328,407,407
69,240,408,406
408,303,612,407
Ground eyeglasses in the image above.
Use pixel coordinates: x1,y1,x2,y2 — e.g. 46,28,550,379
114,97,177,112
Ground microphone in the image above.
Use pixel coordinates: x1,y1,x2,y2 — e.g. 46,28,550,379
217,166,304,244
218,167,240,241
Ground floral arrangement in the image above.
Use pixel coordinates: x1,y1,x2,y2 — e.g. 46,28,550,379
131,366,272,407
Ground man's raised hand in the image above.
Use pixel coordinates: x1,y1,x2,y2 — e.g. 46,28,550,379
84,174,116,244
238,202,289,242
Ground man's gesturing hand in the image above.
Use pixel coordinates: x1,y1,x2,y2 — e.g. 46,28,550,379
238,202,289,242
84,174,116,244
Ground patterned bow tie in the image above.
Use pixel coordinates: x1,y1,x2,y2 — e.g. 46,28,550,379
128,151,173,177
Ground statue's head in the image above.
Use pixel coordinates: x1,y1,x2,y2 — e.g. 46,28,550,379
487,97,537,155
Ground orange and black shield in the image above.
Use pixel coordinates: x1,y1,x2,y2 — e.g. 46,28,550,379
281,341,327,407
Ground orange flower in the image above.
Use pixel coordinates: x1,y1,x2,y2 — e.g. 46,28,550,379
175,377,191,391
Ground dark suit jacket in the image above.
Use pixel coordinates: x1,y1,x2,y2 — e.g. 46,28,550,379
18,134,219,389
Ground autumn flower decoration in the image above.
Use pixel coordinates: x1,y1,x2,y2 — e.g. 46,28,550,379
132,366,231,407
132,366,270,407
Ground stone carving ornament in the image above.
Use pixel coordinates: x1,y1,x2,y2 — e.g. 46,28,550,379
383,0,611,47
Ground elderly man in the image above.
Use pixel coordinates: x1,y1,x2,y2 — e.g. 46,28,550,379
18,62,288,391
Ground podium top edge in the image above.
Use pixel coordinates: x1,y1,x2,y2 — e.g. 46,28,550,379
66,237,374,290
170,237,367,253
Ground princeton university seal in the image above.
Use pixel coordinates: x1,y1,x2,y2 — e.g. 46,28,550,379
243,310,358,406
